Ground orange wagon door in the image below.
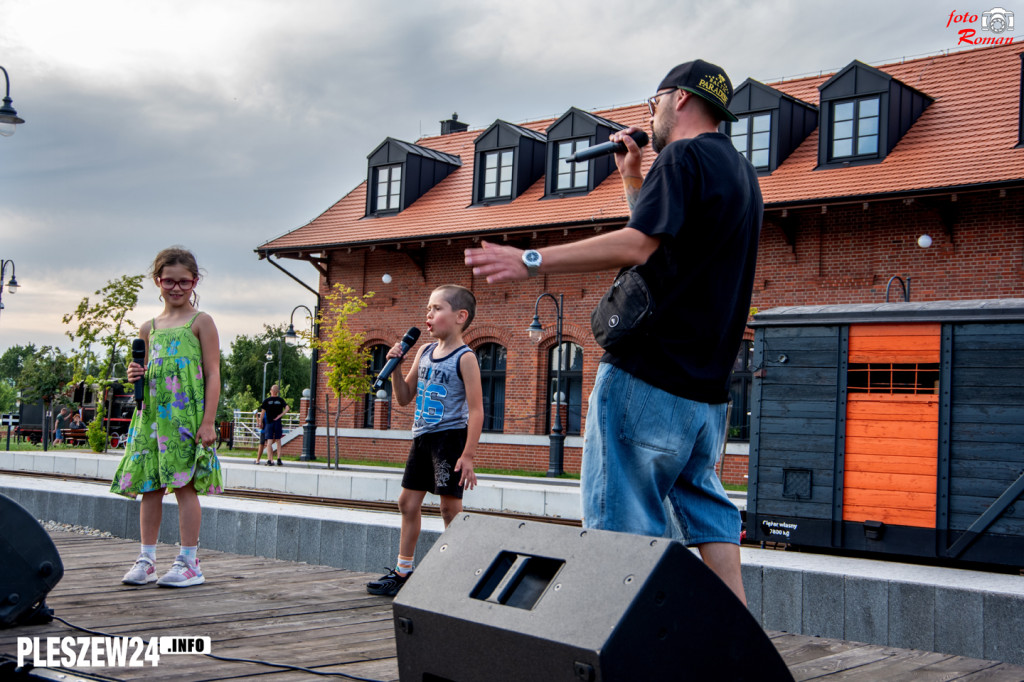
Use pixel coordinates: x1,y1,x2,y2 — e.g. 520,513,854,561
843,324,940,528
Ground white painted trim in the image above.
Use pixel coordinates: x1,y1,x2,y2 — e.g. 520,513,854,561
725,441,749,455
314,427,584,448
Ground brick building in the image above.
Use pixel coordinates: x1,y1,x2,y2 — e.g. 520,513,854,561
259,43,1024,483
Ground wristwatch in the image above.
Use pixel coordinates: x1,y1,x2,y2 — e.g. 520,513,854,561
522,249,542,277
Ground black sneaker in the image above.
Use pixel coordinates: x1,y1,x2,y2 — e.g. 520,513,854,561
366,568,410,596
265,460,274,466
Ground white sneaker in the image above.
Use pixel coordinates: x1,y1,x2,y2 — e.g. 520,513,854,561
156,555,205,587
122,555,157,585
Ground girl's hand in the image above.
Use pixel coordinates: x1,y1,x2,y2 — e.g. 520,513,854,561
127,361,145,382
196,423,216,448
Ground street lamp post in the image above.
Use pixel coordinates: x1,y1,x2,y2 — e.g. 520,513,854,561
0,66,26,137
285,304,318,461
261,350,273,401
0,259,20,319
528,292,565,477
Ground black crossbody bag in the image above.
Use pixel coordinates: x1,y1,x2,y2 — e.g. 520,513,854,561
590,267,656,351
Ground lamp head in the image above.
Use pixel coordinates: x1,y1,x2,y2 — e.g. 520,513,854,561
5,274,17,293
527,315,544,344
0,96,24,137
265,351,273,362
284,323,298,346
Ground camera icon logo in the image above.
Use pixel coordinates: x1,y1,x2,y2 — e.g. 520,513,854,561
981,7,1015,33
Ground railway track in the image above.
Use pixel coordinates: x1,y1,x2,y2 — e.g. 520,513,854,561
1,468,583,527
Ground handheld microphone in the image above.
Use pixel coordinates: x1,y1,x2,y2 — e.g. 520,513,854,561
373,327,421,392
131,338,146,405
567,130,649,163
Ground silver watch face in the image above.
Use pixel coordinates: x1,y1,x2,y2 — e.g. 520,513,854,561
524,250,541,266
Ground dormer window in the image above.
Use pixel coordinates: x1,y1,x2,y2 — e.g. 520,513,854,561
730,113,772,169
472,120,546,205
831,97,879,159
365,137,460,217
374,164,402,212
556,139,590,191
726,79,817,175
544,108,623,198
818,60,932,169
482,150,513,200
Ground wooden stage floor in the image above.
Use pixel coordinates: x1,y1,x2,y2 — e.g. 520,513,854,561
2,532,1023,681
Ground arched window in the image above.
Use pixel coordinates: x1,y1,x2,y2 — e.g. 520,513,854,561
476,343,506,433
363,344,390,429
546,342,583,435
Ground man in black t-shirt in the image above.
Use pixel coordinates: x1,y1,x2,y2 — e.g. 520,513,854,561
464,60,761,605
257,385,289,466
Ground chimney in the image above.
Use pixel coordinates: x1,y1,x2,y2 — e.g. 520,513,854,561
440,112,469,135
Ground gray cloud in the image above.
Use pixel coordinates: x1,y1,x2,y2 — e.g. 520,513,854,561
0,0,963,352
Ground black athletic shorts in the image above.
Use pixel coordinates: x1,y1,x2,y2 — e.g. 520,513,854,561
401,427,467,499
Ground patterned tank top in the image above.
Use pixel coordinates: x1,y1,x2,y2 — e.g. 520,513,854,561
412,343,473,437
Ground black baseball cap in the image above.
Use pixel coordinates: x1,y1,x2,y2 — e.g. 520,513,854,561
658,59,738,123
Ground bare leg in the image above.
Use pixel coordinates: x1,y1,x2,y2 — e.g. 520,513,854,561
173,481,202,547
139,490,163,545
397,488,427,559
439,495,463,527
696,542,746,606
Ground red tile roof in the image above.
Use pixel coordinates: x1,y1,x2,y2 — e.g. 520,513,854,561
261,43,1024,254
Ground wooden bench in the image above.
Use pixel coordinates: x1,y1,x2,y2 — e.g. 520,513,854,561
217,421,234,450
63,428,89,446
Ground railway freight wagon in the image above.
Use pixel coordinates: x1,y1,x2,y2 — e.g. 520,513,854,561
746,299,1024,568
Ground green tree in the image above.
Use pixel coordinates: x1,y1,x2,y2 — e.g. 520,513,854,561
0,381,17,414
0,343,36,385
224,326,311,410
0,343,37,414
17,347,75,417
314,284,374,464
62,274,145,382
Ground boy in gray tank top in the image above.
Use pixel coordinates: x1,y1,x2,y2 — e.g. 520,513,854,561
367,285,483,597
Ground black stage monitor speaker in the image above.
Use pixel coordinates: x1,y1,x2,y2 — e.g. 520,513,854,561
393,514,793,682
0,494,64,627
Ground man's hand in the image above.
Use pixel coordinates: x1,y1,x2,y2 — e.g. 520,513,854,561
464,241,529,283
611,125,646,179
611,126,646,211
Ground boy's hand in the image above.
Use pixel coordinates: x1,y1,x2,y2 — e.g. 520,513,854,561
386,341,407,361
455,456,477,490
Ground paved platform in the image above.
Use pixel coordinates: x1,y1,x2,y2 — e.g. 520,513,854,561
0,447,746,520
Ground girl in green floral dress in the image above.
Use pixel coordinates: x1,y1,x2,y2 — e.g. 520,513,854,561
112,247,223,588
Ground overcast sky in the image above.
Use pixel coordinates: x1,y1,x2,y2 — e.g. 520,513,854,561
0,0,988,355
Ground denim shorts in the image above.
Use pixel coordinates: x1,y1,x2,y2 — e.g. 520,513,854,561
581,363,741,545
